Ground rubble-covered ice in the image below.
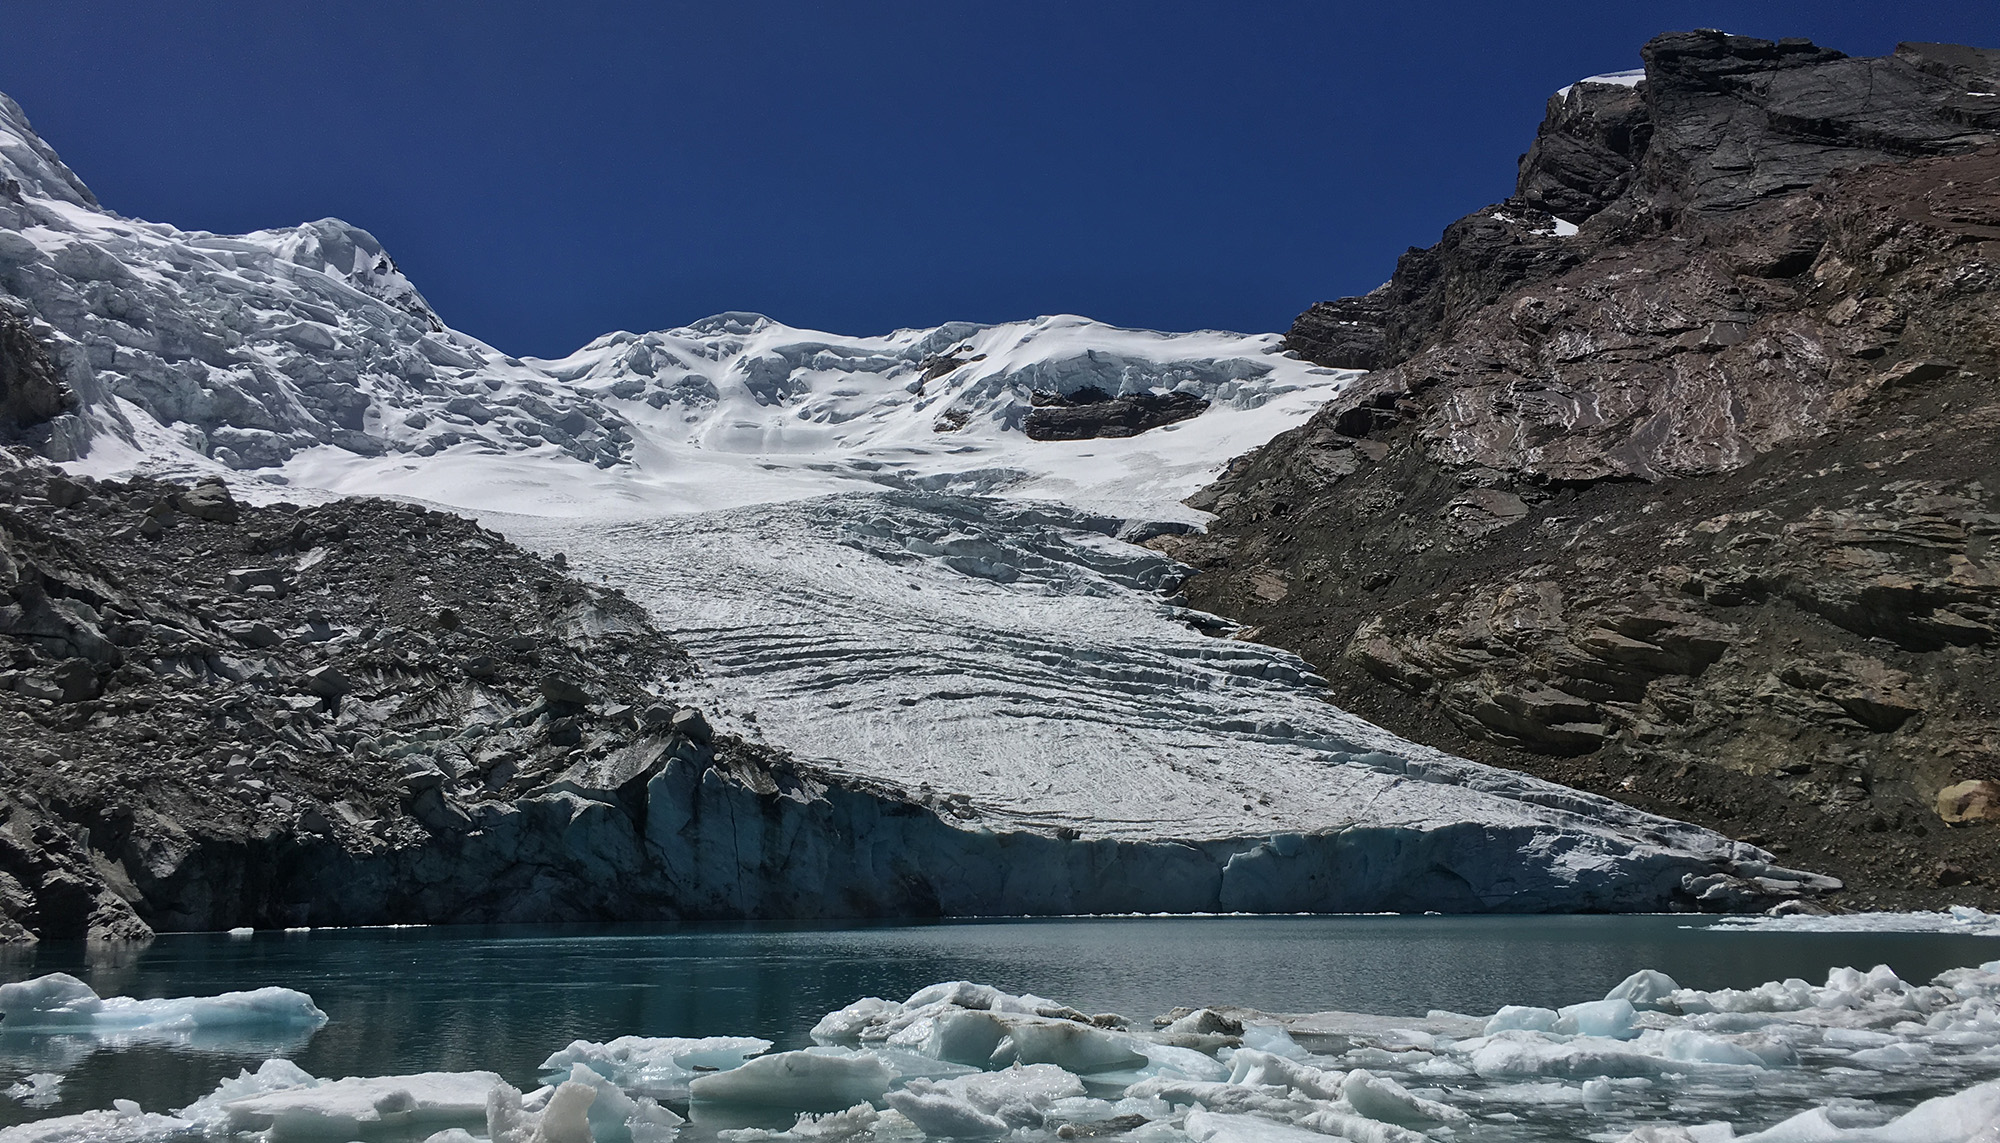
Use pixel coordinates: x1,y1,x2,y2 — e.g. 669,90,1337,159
9,963,2000,1142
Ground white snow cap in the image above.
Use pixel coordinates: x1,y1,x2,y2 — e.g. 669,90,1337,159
1556,67,1648,98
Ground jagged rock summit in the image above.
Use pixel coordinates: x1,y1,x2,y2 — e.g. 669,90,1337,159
1168,31,2000,907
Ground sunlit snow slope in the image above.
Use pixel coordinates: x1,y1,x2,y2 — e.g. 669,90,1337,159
0,87,1826,911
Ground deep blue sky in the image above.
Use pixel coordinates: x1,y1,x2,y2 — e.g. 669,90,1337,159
5,3,1993,357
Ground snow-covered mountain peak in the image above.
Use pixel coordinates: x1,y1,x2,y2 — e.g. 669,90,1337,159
240,217,444,332
0,93,98,209
0,85,1356,522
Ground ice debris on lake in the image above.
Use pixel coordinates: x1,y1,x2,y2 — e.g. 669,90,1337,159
1703,904,2000,936
17,965,2000,1142
0,975,327,1036
0,975,328,1086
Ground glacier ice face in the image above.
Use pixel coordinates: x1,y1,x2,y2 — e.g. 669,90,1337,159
499,491,1817,913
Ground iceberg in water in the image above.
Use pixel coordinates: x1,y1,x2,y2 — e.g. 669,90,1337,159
539,1035,773,1100
0,974,328,1036
0,974,328,1074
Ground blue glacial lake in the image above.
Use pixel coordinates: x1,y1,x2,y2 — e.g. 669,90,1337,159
1,914,1995,1135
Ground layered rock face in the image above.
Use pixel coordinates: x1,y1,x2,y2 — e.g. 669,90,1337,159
1166,33,2000,908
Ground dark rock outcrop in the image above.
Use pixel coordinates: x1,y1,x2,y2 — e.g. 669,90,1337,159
1285,32,2000,373
0,311,71,439
1178,33,2000,909
1023,387,1211,441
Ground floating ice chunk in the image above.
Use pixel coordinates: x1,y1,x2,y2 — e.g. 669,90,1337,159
535,1082,597,1143
880,1087,1007,1137
553,1065,683,1143
213,1069,503,1140
0,974,327,1036
1555,999,1639,1039
888,1008,1010,1065
0,975,103,1028
1613,1127,1706,1142
1637,1029,1767,1068
989,1018,1147,1074
907,1064,1083,1130
1293,1109,1431,1143
808,999,900,1043
1226,1049,1345,1100
1736,1078,2000,1141
0,1107,196,1143
175,1059,319,1132
1706,907,2000,936
1467,1030,1755,1078
1607,970,1682,1010
6,1072,63,1108
713,1103,877,1142
1184,1108,1340,1143
1342,1068,1471,1126
1846,1041,1935,1069
1486,1005,1560,1035
538,1035,771,1098
688,1049,894,1111
1125,1040,1231,1083
902,982,1066,1018
1238,1023,1309,1061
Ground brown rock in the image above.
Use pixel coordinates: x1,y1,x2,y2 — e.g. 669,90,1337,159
1937,780,2000,824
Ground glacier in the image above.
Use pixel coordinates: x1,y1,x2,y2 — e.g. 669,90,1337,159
0,84,1836,915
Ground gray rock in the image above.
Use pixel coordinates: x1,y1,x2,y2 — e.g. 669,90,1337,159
175,478,239,524
304,665,353,698
540,673,592,706
669,707,713,745
225,566,289,596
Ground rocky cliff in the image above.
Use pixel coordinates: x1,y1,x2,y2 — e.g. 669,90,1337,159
1162,32,2000,908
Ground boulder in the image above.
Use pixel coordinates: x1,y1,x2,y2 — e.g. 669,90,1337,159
540,673,592,706
175,479,239,524
304,665,352,698
1937,781,2000,824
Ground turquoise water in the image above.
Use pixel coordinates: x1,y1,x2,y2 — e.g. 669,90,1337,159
1,914,1994,1131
